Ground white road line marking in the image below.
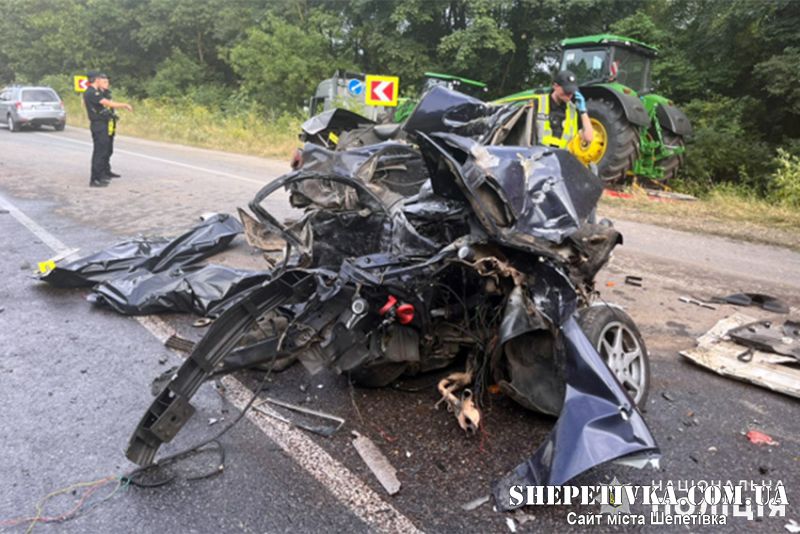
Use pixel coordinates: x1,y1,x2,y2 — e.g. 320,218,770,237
222,375,423,533
0,192,71,254
37,132,266,186
0,192,423,534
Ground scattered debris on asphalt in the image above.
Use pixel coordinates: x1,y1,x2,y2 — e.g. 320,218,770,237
461,495,490,511
661,391,675,402
678,296,717,310
711,292,789,314
193,317,214,328
680,313,800,399
165,334,195,353
436,372,480,435
625,275,643,287
150,366,178,396
746,430,779,446
351,431,401,495
514,511,536,526
253,397,344,437
727,320,800,360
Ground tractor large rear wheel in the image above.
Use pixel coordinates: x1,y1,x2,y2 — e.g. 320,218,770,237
658,130,685,182
585,98,640,183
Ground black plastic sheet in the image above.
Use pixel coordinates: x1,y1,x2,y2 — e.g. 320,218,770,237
91,264,270,316
41,213,243,288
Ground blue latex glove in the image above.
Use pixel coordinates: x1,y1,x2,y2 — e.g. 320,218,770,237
574,91,587,114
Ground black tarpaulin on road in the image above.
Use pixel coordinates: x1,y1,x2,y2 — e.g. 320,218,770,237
90,264,270,316
39,213,264,317
40,213,243,288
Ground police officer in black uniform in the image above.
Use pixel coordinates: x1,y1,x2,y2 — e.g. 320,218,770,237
83,71,132,187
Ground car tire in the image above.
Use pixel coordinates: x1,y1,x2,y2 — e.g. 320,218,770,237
54,122,65,131
8,114,20,132
577,304,650,407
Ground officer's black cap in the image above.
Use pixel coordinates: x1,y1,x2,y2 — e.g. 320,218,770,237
87,71,109,82
554,70,578,94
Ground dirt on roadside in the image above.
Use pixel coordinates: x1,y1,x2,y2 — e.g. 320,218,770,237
599,194,800,252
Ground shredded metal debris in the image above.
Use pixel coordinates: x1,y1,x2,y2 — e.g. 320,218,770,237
681,313,800,399
351,431,401,495
122,87,659,509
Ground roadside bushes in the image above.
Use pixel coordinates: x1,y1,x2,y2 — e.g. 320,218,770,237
681,97,773,192
769,149,800,208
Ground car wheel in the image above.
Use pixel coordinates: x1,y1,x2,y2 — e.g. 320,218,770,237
54,122,65,131
577,305,650,407
8,114,20,132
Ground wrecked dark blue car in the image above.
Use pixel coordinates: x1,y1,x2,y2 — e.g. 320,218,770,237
126,87,659,510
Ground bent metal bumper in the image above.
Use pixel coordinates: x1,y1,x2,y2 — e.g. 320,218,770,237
125,271,316,466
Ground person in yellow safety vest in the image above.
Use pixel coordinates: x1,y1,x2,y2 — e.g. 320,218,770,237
533,70,594,149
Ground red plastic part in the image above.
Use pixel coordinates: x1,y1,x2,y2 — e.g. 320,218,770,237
379,295,398,315
746,430,778,446
396,304,415,325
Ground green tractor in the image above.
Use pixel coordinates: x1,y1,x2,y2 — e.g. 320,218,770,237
498,34,692,183
392,72,488,122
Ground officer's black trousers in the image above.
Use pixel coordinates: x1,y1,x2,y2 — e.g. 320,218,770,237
90,121,111,183
106,133,115,174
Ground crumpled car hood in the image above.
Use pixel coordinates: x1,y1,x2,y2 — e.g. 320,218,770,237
492,316,660,510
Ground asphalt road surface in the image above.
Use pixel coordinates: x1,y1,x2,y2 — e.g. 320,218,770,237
1,125,799,533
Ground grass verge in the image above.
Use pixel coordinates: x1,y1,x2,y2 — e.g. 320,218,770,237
599,186,800,252
63,94,301,160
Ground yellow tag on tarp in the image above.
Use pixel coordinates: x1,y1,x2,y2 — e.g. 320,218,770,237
38,260,56,274
328,131,339,145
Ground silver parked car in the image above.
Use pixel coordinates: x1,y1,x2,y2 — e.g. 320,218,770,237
0,85,67,132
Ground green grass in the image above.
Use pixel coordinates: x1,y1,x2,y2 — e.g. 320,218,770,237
599,185,800,251
63,93,301,159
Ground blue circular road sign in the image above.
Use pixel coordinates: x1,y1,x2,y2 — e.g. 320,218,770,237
347,79,364,96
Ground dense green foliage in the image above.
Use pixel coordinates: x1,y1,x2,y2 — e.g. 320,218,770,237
1,0,798,200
